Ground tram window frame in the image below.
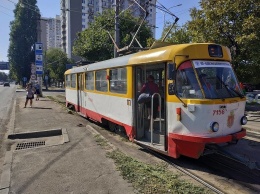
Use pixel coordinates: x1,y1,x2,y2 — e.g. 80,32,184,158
109,67,127,94
71,74,76,88
176,61,201,99
95,70,108,92
65,75,71,87
86,71,94,90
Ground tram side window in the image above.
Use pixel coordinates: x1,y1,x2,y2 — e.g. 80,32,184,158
65,75,71,87
86,72,94,90
109,67,127,94
71,74,76,88
95,70,107,92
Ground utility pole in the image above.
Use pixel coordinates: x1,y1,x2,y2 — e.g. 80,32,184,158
36,15,43,96
114,0,120,58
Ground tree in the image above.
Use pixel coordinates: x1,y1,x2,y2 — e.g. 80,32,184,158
187,0,260,83
8,0,40,83
73,9,153,61
160,23,191,44
0,72,8,82
45,48,71,83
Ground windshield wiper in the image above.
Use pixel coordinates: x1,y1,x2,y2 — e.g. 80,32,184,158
225,85,244,98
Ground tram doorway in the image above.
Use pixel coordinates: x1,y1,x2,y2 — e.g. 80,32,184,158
134,64,167,151
77,73,84,113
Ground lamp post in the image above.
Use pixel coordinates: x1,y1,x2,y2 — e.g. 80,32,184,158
113,0,120,58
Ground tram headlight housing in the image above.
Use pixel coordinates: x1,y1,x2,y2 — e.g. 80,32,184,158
210,122,219,132
240,116,247,125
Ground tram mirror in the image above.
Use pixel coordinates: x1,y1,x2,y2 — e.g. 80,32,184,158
167,63,176,80
168,82,175,95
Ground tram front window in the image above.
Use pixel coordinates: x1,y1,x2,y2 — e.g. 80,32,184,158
176,61,203,99
194,60,243,99
176,60,244,99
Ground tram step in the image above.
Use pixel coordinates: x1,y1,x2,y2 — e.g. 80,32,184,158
144,129,165,144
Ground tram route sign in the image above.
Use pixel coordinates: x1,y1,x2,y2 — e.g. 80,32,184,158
35,43,43,75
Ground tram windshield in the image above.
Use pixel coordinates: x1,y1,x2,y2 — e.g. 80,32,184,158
176,60,243,99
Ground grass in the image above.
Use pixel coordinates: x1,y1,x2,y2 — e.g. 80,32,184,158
107,150,210,194
46,96,66,107
47,93,212,193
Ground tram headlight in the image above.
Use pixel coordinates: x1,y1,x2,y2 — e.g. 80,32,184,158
210,122,219,132
240,116,247,125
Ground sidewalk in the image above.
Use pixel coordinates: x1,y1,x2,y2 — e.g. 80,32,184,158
0,93,134,194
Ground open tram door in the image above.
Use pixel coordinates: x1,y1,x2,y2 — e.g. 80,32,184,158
134,64,167,152
77,73,84,113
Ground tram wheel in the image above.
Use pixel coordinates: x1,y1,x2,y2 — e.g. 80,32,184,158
108,122,117,132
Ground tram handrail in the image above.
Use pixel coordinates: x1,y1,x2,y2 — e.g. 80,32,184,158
150,93,162,145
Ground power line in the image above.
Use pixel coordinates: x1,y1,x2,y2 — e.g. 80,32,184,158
0,9,13,17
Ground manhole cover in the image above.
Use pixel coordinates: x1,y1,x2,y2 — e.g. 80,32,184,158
16,141,46,150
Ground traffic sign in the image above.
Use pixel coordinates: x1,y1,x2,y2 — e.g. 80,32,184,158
31,74,36,80
35,54,43,62
35,42,43,74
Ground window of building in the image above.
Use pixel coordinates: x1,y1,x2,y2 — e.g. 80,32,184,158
71,74,76,88
86,72,94,90
109,68,127,94
95,70,107,92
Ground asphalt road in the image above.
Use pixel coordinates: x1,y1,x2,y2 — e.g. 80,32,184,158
0,83,16,176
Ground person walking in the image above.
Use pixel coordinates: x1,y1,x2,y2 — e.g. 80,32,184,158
24,83,35,108
34,81,40,100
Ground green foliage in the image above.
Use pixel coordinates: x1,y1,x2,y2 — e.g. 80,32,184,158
45,48,70,82
0,72,8,81
107,150,210,194
160,23,191,43
8,0,40,82
187,0,260,83
73,9,153,61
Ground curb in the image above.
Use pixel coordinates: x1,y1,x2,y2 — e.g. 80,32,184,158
0,152,12,193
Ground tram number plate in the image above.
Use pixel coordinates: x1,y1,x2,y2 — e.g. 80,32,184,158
213,109,225,116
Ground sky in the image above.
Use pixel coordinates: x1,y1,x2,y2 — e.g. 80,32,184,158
0,0,200,62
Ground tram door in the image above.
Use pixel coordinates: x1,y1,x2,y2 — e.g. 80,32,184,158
134,65,166,150
77,73,84,113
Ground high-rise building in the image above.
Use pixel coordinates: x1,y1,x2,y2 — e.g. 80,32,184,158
61,0,156,60
39,16,62,51
61,0,82,60
46,15,62,50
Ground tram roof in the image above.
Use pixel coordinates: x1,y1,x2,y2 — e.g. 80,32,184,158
65,43,231,74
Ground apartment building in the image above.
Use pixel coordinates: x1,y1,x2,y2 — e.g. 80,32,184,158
39,16,62,51
61,0,156,60
46,15,62,50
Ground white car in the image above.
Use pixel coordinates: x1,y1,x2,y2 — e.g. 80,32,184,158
246,93,260,104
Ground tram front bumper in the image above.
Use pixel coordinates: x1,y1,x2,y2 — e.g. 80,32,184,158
168,128,246,159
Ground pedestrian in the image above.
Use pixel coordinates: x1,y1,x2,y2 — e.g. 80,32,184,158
24,83,35,108
34,81,40,100
139,75,159,120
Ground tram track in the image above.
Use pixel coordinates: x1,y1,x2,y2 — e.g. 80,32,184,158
145,149,225,194
199,152,260,192
89,121,259,193
246,130,260,141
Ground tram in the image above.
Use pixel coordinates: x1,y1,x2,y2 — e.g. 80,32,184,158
65,43,247,159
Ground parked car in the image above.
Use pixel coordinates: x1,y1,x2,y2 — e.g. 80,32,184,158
3,82,10,87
